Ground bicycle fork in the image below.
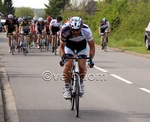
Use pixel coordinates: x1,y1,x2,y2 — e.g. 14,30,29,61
72,61,82,95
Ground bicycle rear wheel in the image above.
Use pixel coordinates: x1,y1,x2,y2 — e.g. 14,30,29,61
103,39,107,52
40,38,43,52
11,46,15,55
54,35,57,55
23,48,27,56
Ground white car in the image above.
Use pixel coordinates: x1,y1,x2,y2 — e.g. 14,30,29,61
145,22,150,50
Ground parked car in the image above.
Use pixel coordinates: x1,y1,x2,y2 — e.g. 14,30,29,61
0,19,6,32
144,22,150,50
0,24,2,32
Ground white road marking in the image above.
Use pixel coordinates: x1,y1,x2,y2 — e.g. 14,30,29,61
94,65,108,73
139,88,150,94
110,74,133,84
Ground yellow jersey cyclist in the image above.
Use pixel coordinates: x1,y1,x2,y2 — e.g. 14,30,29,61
49,16,63,53
4,14,18,53
19,16,32,52
35,17,46,49
59,16,95,99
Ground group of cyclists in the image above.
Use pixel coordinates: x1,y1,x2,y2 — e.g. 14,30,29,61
4,14,111,99
4,14,63,53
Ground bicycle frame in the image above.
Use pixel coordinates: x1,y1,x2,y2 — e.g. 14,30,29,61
10,34,16,55
65,54,91,117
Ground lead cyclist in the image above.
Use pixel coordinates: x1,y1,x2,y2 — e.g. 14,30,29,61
59,16,95,99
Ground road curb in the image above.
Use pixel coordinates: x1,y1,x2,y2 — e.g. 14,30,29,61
0,56,20,121
95,44,150,59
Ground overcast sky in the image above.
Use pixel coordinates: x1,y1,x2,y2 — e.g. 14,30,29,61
13,0,49,9
12,0,98,9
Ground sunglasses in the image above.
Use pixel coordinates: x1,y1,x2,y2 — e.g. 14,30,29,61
71,29,80,32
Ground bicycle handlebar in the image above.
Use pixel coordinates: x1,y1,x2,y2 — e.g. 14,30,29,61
59,55,94,68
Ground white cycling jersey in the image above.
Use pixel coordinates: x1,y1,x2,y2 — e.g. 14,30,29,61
50,19,62,28
61,24,93,42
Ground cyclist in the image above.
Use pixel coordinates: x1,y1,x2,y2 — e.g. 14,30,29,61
59,16,95,99
31,16,38,46
49,16,63,52
62,17,72,29
35,17,46,49
19,16,32,52
4,14,18,53
46,16,52,47
99,17,111,49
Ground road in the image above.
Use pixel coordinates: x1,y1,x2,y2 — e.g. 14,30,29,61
0,32,150,122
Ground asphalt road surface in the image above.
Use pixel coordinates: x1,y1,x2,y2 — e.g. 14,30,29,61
0,33,150,122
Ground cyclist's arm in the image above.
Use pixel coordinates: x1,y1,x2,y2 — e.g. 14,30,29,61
43,26,46,32
106,22,111,33
108,26,111,32
15,25,19,33
59,39,66,58
35,25,38,33
98,27,101,35
5,25,8,33
88,39,95,59
29,25,32,34
19,25,22,33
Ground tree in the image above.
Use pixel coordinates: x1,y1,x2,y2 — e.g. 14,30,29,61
3,0,15,16
15,7,34,18
44,0,70,18
0,0,5,14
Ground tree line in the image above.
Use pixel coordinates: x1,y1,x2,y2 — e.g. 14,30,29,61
1,0,150,47
0,0,70,18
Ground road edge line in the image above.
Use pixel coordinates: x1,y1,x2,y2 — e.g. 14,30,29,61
0,66,20,122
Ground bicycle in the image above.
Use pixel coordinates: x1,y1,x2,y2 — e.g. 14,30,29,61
39,35,46,52
102,33,108,52
45,34,50,51
60,53,94,117
19,33,29,56
8,33,16,55
54,32,60,55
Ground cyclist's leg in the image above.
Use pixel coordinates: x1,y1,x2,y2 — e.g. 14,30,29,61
100,28,105,46
7,33,11,52
63,58,73,99
101,34,104,46
36,32,41,49
105,28,109,42
51,34,56,52
63,48,74,99
56,31,60,45
78,50,87,95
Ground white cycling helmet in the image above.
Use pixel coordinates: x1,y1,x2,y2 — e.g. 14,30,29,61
18,17,23,22
102,17,107,22
38,17,44,22
8,14,14,19
69,16,82,30
33,16,38,21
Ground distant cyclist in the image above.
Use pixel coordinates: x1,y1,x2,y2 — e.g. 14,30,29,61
35,17,46,49
46,16,52,45
99,17,111,49
59,16,95,99
19,16,32,52
49,16,63,52
4,14,18,53
31,17,38,46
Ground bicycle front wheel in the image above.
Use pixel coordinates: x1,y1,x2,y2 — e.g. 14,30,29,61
75,74,80,117
70,79,75,111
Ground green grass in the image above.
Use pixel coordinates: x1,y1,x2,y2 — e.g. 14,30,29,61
94,35,150,55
